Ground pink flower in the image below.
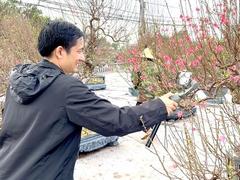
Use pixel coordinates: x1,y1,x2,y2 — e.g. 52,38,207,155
186,47,195,55
168,162,178,173
196,7,200,12
170,66,177,74
170,163,178,169
177,111,183,119
178,39,183,45
148,85,156,92
230,75,240,85
204,18,209,24
186,16,192,22
190,59,201,68
133,63,140,72
223,7,228,13
232,10,237,16
197,56,202,61
228,65,237,72
201,31,207,39
191,24,198,29
129,48,138,55
197,43,203,49
180,15,191,22
192,127,197,132
220,14,229,25
116,53,125,63
219,135,226,143
185,35,192,42
140,74,147,81
175,58,186,70
128,57,137,64
215,45,224,53
163,55,172,65
15,59,20,65
213,23,219,29
166,82,175,88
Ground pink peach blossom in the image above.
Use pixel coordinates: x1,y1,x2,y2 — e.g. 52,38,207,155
177,111,183,118
220,14,229,25
219,135,226,143
196,7,200,12
175,58,186,70
215,45,224,53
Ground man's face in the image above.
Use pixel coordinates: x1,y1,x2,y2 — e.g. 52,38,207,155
61,37,85,73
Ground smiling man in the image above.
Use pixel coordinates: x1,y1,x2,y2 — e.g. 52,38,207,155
0,20,177,180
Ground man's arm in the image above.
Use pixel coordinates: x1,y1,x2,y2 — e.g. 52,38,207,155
65,79,168,137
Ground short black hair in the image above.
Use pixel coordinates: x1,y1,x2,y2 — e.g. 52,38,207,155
38,20,84,57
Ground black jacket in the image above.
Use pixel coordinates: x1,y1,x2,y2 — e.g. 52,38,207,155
0,60,167,180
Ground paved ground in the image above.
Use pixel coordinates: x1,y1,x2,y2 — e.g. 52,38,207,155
73,72,240,180
74,132,171,180
73,72,177,180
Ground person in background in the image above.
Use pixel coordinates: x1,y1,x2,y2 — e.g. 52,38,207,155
132,45,157,105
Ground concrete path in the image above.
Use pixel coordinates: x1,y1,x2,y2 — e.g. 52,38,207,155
73,72,240,180
74,72,172,180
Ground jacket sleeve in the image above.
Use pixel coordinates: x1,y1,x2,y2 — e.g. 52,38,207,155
65,79,167,136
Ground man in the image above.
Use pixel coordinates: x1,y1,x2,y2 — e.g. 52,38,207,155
0,20,177,180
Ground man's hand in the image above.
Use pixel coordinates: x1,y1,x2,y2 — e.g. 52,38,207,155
159,92,178,115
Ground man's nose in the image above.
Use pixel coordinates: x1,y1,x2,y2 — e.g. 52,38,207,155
80,54,85,62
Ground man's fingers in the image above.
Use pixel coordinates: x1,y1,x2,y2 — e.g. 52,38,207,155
166,107,173,115
170,104,177,111
166,105,176,115
164,92,174,98
172,101,178,108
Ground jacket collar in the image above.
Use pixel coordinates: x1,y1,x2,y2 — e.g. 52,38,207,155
39,59,65,74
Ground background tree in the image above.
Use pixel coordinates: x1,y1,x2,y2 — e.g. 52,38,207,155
72,0,130,76
0,0,49,94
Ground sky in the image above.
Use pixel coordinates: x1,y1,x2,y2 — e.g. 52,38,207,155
17,0,199,43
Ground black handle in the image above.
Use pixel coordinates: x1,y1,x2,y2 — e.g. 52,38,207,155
145,122,161,147
145,95,180,148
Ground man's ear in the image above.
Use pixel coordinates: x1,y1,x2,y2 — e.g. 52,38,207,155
55,46,66,59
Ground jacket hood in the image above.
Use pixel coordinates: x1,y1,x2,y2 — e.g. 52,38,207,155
9,59,64,104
